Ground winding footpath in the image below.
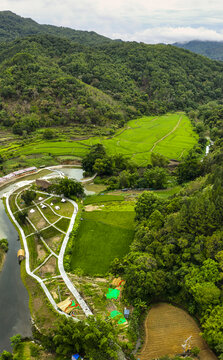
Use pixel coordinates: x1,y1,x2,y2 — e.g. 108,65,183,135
5,186,93,319
150,115,182,152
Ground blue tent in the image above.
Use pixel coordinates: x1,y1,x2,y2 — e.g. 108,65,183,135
72,354,82,360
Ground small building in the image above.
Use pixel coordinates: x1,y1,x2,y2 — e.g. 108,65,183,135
61,198,66,203
17,249,25,264
124,307,130,319
36,179,51,190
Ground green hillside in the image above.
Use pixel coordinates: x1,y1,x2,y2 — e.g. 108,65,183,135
174,40,223,61
0,31,223,136
0,11,112,45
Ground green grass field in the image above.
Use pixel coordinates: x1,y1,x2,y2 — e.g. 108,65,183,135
45,197,74,217
54,217,70,232
6,113,197,166
40,205,61,224
71,210,135,276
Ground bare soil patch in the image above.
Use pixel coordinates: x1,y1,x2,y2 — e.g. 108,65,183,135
37,256,57,278
37,244,47,261
139,303,217,360
85,205,102,212
45,234,63,253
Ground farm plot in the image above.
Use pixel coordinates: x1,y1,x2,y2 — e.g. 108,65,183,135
71,209,135,276
40,226,64,253
17,141,89,158
36,255,58,278
27,234,49,271
139,303,217,360
80,113,198,166
28,207,48,230
12,113,197,167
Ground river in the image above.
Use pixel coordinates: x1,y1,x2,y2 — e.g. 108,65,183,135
0,196,32,352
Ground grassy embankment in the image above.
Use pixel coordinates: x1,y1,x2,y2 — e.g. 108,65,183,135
1,113,198,169
0,248,6,272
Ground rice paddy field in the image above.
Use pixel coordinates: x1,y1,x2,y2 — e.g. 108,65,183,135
71,201,135,276
139,303,217,360
81,112,197,165
8,113,198,167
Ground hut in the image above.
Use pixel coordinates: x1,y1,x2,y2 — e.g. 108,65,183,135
36,179,51,190
17,249,25,264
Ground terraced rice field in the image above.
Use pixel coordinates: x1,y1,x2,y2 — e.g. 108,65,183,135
13,113,197,166
139,303,217,360
81,112,198,165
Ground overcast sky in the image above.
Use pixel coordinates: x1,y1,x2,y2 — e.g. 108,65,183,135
1,0,223,44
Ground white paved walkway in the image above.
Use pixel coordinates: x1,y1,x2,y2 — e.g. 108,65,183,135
5,184,93,318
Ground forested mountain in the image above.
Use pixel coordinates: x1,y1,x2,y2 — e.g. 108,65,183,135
1,25,223,134
174,40,223,61
0,11,112,45
1,11,223,360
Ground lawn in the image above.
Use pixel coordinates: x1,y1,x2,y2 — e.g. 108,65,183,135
54,217,70,232
71,210,135,276
45,197,74,217
40,226,64,253
40,205,61,224
8,112,198,167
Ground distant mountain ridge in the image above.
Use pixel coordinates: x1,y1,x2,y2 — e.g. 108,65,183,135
0,10,112,45
174,40,223,61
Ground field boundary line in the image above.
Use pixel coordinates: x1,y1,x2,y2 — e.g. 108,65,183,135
150,115,182,152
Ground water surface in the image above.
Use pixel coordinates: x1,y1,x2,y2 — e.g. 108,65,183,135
0,197,32,352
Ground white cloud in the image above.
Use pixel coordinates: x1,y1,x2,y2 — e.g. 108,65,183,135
111,26,223,44
1,0,223,43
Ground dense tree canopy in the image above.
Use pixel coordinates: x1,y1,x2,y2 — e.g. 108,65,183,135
51,178,84,198
51,316,118,360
